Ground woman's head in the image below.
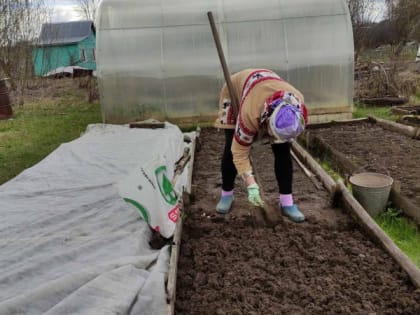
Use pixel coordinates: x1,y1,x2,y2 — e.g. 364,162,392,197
266,92,307,143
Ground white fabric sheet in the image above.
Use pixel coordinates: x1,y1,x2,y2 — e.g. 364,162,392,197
0,123,186,315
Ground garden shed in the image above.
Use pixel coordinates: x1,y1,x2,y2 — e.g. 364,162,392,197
33,21,97,77
96,0,354,124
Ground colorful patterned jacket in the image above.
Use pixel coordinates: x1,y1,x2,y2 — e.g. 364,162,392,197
214,68,305,176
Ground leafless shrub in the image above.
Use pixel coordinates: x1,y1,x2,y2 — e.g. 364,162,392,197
0,0,49,102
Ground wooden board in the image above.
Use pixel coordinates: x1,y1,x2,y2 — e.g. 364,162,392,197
129,121,165,129
368,115,419,139
166,128,199,315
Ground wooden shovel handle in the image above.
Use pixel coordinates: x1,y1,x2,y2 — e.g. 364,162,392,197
207,11,239,117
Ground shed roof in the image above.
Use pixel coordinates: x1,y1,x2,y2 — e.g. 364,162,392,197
37,20,95,46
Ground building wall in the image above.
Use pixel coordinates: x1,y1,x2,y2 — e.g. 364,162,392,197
33,33,96,76
77,33,97,71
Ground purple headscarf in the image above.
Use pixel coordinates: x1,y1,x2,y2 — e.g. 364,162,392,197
268,93,305,142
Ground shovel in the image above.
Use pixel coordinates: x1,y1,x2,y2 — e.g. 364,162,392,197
208,11,282,227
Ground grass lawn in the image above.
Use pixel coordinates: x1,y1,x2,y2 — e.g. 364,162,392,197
352,102,399,121
0,81,101,184
376,209,420,267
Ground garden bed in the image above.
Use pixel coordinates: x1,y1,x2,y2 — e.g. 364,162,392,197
305,118,420,224
174,127,420,314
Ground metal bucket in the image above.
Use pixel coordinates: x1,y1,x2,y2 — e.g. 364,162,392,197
349,172,393,217
0,78,13,120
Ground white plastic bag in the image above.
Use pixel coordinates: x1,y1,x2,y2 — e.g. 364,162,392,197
117,155,180,238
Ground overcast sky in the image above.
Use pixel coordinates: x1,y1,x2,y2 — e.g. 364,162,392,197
47,0,83,22
371,0,387,22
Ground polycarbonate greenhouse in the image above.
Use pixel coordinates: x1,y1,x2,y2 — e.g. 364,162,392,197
96,0,354,124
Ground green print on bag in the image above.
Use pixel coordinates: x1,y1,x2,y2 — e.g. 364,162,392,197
155,165,177,205
123,198,149,223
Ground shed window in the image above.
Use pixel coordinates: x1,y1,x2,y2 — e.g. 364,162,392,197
80,49,86,62
91,48,96,61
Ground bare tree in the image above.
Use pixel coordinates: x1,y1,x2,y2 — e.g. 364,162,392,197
386,0,420,55
346,0,378,61
75,0,101,22
0,0,49,90
368,20,398,48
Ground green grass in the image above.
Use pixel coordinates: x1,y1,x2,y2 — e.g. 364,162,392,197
375,209,420,267
413,90,420,104
0,90,101,184
318,159,342,182
352,102,399,121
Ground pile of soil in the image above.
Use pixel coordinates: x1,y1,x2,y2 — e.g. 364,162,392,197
175,128,420,314
308,122,420,209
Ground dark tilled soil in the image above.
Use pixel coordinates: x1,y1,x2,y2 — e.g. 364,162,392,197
175,127,420,315
308,122,420,209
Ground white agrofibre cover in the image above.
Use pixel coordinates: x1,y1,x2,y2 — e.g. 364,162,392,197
0,123,189,315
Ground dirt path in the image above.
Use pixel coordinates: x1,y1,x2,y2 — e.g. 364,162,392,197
308,122,420,209
175,127,420,315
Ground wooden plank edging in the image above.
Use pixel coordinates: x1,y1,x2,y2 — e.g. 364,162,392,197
291,141,337,196
306,117,369,130
186,128,200,194
390,187,420,227
165,196,185,315
165,128,199,315
306,115,420,140
368,115,419,139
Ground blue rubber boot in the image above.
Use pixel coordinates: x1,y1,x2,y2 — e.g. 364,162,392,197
281,204,305,223
216,195,234,214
